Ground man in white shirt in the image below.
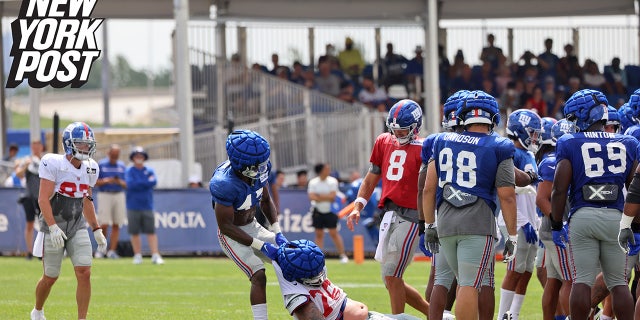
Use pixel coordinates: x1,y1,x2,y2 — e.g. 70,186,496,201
308,163,348,263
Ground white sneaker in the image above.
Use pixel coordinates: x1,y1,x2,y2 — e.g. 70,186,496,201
30,307,46,320
106,250,120,259
94,251,104,259
339,254,349,264
442,310,456,319
133,254,143,265
152,253,164,265
502,311,513,320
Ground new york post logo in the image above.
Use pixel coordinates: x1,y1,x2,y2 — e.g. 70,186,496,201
6,0,103,88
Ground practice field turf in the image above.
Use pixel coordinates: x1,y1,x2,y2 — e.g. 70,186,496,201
0,256,544,319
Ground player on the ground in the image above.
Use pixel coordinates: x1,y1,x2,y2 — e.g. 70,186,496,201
272,239,421,320
422,90,519,319
536,118,574,320
498,109,542,320
30,122,107,320
551,89,638,320
346,99,430,316
210,129,288,320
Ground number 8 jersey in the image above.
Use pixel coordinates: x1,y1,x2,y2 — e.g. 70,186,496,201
370,132,423,210
556,131,640,216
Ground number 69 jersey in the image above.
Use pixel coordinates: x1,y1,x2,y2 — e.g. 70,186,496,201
556,131,640,216
370,132,424,210
432,131,515,212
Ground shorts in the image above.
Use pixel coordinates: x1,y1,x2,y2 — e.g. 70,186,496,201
127,209,155,235
440,234,495,289
20,196,39,222
312,209,339,229
42,229,92,278
541,239,572,281
218,219,276,278
506,227,537,273
97,192,126,225
379,212,420,278
569,207,628,289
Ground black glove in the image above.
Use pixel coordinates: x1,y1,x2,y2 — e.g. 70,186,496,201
424,224,440,254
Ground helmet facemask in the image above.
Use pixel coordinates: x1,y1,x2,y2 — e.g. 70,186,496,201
299,268,327,287
240,159,270,180
70,138,96,161
388,123,418,145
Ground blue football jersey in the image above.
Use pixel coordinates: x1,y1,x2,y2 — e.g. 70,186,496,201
538,152,556,183
556,132,640,215
625,125,640,141
421,133,439,165
432,131,515,212
209,160,269,211
513,147,538,175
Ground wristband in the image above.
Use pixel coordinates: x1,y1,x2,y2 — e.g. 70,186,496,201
271,222,281,234
550,215,563,231
508,235,518,243
250,238,265,250
620,214,634,230
92,226,101,232
354,197,368,208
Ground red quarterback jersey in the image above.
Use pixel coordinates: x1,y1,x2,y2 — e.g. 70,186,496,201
370,132,423,210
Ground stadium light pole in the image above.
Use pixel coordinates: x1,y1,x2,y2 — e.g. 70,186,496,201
174,0,195,187
0,2,5,156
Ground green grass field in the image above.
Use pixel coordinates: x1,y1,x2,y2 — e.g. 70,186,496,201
0,256,544,319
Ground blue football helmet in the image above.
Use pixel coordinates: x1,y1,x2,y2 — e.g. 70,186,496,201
225,130,271,180
551,119,575,144
62,122,96,161
629,88,640,111
456,90,500,128
386,99,423,145
442,90,469,131
506,109,543,152
563,89,608,132
539,117,558,146
618,103,638,133
605,105,621,133
276,239,326,285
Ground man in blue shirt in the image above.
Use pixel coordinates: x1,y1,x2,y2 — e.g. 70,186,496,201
125,147,163,265
95,144,127,259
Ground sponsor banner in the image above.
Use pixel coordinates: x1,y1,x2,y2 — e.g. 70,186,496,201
1,188,377,254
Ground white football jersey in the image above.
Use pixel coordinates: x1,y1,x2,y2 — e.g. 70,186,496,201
39,153,99,198
273,261,347,320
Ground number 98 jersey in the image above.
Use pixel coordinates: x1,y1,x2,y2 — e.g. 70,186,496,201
432,131,515,212
370,132,423,210
556,131,640,215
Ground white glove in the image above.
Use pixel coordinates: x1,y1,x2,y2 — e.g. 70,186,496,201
49,224,67,249
94,228,107,253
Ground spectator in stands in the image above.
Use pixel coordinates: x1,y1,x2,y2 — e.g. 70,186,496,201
308,162,349,264
557,44,582,86
295,170,308,189
525,86,547,117
289,61,305,85
338,37,365,82
515,51,537,80
481,78,498,98
474,61,496,94
358,76,389,112
495,65,513,97
382,42,408,93
275,66,289,81
302,68,317,90
188,175,203,188
3,143,19,161
438,44,451,99
319,43,340,71
338,80,356,104
270,53,287,76
315,60,341,96
95,144,127,259
499,81,521,128
519,75,538,107
542,76,563,119
406,45,425,98
480,33,506,69
19,140,45,260
563,76,582,101
537,38,559,80
449,49,469,80
449,65,474,94
605,57,628,96
583,59,613,94
125,147,163,265
3,162,25,188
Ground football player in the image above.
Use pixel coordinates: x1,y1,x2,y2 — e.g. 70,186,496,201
623,89,640,140
551,89,638,319
536,119,573,320
346,99,430,316
30,122,107,320
210,130,288,320
422,90,519,319
273,239,420,320
498,109,543,320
